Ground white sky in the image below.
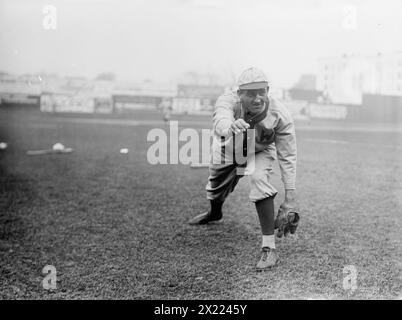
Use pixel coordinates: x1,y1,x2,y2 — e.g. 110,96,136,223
1,0,401,87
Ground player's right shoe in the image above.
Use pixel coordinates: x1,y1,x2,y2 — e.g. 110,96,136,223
256,247,279,270
188,211,222,225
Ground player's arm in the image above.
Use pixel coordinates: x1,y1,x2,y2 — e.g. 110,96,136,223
213,93,249,137
273,106,299,237
274,107,297,193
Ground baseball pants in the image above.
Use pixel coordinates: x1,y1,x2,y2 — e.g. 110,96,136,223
206,144,278,203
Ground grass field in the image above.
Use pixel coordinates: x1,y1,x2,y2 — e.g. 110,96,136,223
0,108,401,299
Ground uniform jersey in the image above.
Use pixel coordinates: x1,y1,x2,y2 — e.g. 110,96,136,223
210,90,297,190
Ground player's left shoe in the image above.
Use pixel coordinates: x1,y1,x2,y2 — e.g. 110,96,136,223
188,211,222,225
256,247,279,270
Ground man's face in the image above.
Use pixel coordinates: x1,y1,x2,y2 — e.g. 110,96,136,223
238,87,269,114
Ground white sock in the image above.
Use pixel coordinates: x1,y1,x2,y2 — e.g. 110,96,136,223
262,235,276,249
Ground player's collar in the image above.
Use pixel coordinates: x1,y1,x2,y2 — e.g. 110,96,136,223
242,98,270,128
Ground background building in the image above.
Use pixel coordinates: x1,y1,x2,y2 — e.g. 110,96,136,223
0,73,42,108
112,81,176,113
317,52,402,105
172,84,224,114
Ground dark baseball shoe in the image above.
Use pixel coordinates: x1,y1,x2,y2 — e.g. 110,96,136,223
256,247,279,270
188,211,222,225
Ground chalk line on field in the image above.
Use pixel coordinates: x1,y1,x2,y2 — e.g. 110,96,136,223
303,138,349,145
296,124,402,133
303,137,402,150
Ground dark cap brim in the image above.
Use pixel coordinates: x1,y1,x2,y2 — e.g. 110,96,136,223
238,81,269,90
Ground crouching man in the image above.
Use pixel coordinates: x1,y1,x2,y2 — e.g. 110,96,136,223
189,67,300,271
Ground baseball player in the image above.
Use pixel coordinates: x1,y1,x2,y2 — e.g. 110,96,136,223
160,98,172,123
188,67,299,270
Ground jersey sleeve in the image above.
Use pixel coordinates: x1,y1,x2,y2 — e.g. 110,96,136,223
213,92,237,137
273,101,297,190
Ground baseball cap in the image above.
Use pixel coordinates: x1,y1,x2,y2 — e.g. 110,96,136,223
237,67,269,90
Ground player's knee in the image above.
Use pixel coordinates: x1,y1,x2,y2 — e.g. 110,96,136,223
249,191,277,203
248,170,277,202
249,170,267,186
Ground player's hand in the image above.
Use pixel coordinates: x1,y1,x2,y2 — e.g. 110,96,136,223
283,189,297,209
230,119,250,135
